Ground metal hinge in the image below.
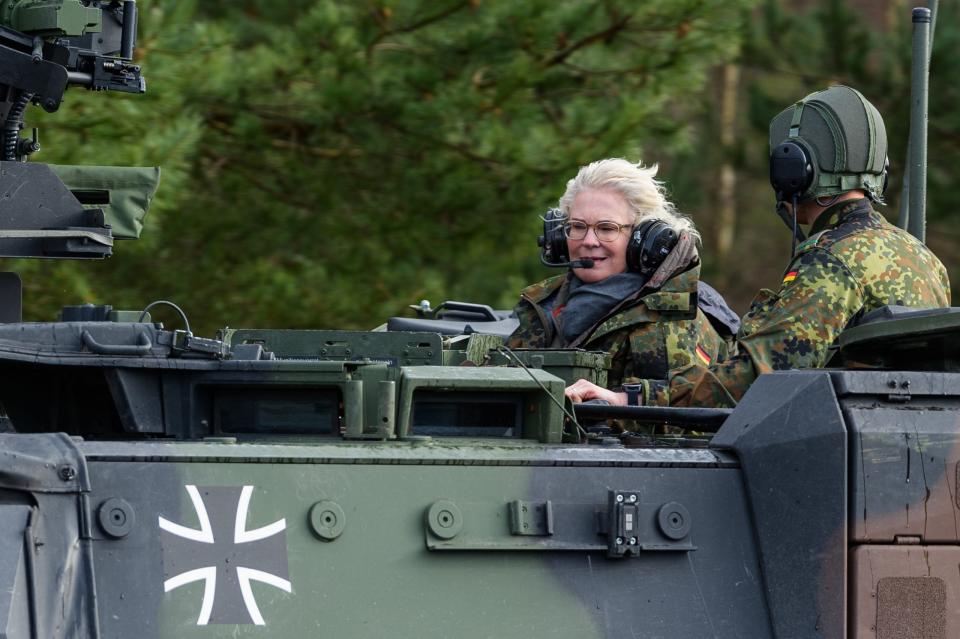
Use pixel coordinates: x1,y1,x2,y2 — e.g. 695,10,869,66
78,494,92,540
508,500,553,536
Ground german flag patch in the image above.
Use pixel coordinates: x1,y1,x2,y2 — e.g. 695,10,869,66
695,344,712,366
781,270,798,286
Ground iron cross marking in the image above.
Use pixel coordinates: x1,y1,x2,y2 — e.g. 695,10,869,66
159,485,291,625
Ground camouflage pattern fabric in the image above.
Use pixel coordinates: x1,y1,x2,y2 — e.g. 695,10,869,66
507,263,729,391
642,199,952,407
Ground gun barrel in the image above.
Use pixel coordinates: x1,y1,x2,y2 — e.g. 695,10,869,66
66,71,93,86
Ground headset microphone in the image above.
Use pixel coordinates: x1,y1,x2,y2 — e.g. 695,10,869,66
537,208,676,274
537,244,594,269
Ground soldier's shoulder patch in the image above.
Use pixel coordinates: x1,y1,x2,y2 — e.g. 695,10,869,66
695,344,712,366
781,270,799,286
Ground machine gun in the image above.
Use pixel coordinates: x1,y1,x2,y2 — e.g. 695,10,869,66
0,0,157,320
0,0,144,158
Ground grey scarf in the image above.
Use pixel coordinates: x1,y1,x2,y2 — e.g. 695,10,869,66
557,272,648,345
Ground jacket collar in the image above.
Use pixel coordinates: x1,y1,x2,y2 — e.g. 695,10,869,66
809,197,874,235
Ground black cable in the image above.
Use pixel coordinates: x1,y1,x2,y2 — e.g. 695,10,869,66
791,193,800,256
138,300,191,334
495,345,586,442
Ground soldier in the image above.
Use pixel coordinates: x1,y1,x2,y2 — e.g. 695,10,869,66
507,158,737,393
566,86,951,408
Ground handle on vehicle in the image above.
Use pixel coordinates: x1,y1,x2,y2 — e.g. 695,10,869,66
81,330,152,356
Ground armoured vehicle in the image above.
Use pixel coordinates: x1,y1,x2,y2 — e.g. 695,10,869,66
0,2,956,638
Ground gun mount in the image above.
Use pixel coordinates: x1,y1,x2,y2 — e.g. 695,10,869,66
0,0,155,320
0,0,143,159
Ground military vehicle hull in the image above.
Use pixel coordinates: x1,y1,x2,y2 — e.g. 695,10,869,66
4,352,958,638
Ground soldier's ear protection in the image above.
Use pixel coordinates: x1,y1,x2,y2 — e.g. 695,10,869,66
626,218,678,276
538,208,678,275
538,208,570,267
881,156,890,196
769,139,890,202
769,139,815,202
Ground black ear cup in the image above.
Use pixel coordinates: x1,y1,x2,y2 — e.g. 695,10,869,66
626,218,678,276
881,156,890,195
538,208,570,266
770,140,815,200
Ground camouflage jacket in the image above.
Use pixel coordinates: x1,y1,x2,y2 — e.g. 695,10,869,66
506,264,729,390
641,199,952,407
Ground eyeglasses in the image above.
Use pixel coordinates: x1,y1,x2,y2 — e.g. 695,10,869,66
563,220,632,242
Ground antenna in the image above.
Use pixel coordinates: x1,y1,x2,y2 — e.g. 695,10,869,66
898,1,937,243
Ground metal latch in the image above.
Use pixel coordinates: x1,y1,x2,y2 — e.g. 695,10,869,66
171,330,226,358
607,491,642,557
600,491,696,557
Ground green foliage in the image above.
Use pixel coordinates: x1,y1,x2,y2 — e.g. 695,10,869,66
15,0,956,332
14,0,753,332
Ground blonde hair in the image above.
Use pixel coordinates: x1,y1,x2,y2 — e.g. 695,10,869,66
557,158,698,241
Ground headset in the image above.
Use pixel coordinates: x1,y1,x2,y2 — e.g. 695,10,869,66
538,208,678,276
769,139,814,253
769,90,890,255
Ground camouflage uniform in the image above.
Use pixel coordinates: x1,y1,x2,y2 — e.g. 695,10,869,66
640,199,952,407
507,264,729,390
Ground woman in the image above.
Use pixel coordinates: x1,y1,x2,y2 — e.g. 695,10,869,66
507,158,734,394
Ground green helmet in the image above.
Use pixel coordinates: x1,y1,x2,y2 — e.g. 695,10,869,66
769,85,888,203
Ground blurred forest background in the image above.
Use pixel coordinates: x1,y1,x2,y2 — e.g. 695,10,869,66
12,0,959,333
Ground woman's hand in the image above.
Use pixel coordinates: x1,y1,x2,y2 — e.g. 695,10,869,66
564,379,628,405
